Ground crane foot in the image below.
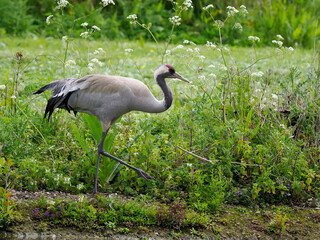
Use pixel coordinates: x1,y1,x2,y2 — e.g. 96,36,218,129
136,168,155,180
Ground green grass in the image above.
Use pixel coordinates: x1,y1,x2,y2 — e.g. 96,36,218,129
0,36,319,223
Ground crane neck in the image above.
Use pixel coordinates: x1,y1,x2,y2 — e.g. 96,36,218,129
156,74,173,110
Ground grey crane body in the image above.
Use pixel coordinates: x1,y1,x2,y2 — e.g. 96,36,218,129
34,64,189,196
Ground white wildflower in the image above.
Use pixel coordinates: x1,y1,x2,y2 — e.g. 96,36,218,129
199,55,206,61
46,15,54,25
194,47,200,53
203,4,214,10
88,62,94,72
223,46,230,52
11,95,16,99
169,15,181,26
101,0,115,7
127,14,138,24
233,22,243,31
91,58,103,67
92,25,101,31
227,6,239,17
183,40,190,44
209,73,217,78
248,36,260,43
219,64,228,71
62,35,68,42
182,0,193,10
78,195,85,203
197,75,204,80
64,177,71,185
77,184,84,191
124,48,133,53
215,20,224,28
80,31,89,38
0,85,6,90
239,5,248,15
186,163,193,167
57,0,69,9
81,22,88,27
186,48,193,52
276,34,284,40
272,40,283,47
65,59,76,68
206,41,216,48
176,44,184,49
208,65,215,68
287,47,294,51
271,94,278,100
165,50,171,56
251,71,264,77
94,48,105,55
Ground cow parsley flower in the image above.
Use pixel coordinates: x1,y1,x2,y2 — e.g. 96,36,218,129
272,40,283,47
233,23,243,31
227,6,239,17
206,41,216,48
287,47,294,51
203,4,214,10
125,48,133,53
80,31,89,38
91,58,103,67
239,5,248,16
248,36,260,43
127,14,138,24
276,34,284,40
81,22,88,27
101,0,115,7
182,0,193,10
65,59,76,68
62,36,68,42
251,71,264,77
169,15,181,26
0,85,6,90
57,0,69,9
92,25,101,31
46,15,54,25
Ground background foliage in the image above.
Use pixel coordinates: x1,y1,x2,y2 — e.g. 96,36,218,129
0,0,319,48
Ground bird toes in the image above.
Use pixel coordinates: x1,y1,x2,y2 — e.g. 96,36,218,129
137,169,155,180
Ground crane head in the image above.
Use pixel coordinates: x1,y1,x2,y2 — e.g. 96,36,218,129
155,64,189,83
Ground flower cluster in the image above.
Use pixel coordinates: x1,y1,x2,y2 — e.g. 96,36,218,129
272,40,283,48
57,0,69,10
251,71,264,78
169,15,181,26
101,0,115,7
239,5,248,16
92,25,101,31
127,14,138,24
94,48,105,55
46,15,54,25
80,31,89,38
248,36,260,43
227,6,239,17
182,0,193,10
203,4,214,11
0,85,5,90
233,22,243,31
206,41,217,48
80,23,101,38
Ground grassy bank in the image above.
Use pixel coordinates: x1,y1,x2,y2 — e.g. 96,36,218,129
0,36,319,233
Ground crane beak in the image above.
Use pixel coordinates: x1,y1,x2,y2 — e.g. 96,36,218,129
171,72,190,83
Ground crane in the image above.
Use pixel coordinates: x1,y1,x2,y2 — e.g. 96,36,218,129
34,64,189,195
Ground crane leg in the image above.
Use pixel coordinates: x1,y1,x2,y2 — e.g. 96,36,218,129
92,130,155,197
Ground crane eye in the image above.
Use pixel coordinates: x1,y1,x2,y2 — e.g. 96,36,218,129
169,68,175,75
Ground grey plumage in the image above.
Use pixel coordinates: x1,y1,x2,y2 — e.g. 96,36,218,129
34,64,189,196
